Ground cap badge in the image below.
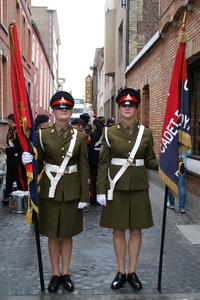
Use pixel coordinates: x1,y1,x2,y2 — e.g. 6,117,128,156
124,94,132,100
60,97,67,103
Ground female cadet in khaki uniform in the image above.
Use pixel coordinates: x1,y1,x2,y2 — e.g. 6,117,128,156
22,91,89,292
96,88,158,291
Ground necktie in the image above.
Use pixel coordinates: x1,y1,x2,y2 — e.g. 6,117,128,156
126,126,131,135
60,128,65,141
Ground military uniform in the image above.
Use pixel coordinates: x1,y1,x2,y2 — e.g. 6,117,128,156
25,90,91,292
96,88,159,291
37,123,89,238
97,121,159,229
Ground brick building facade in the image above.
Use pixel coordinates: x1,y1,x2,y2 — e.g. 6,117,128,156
125,0,200,215
0,0,60,145
100,0,200,216
103,0,159,121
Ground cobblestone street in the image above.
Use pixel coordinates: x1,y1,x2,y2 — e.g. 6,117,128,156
0,182,200,300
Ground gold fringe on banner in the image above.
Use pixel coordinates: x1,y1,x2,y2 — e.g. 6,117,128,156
26,196,32,225
159,168,179,198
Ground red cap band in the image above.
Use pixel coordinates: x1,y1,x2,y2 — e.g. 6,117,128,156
52,97,73,107
118,94,139,104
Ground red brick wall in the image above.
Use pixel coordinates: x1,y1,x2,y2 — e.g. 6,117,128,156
126,1,200,197
186,172,200,198
0,1,54,145
129,0,159,61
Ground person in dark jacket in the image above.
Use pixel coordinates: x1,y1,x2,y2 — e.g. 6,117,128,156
87,118,104,204
0,114,27,205
80,113,92,143
80,113,91,132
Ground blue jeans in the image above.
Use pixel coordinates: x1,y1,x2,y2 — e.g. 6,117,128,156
168,168,187,209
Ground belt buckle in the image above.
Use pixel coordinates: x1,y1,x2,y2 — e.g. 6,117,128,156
130,160,135,166
63,167,69,174
127,157,135,166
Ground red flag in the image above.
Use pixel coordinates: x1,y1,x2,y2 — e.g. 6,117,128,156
9,22,39,215
159,15,191,197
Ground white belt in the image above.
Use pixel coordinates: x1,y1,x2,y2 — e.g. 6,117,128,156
107,125,145,200
46,163,77,174
111,158,144,167
94,148,100,151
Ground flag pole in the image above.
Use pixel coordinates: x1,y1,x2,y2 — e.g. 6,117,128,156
157,185,168,292
9,22,45,292
33,210,45,292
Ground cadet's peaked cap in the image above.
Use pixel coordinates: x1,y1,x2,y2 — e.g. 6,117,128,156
35,114,49,124
80,113,90,120
93,118,104,127
106,118,115,125
7,113,14,120
50,91,74,109
116,88,141,105
71,118,80,125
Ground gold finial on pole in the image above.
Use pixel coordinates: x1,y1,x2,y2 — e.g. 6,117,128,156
179,11,187,43
182,11,186,24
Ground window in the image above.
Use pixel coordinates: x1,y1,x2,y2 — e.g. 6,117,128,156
73,108,84,114
32,35,35,63
118,22,123,65
74,99,84,105
0,0,3,22
22,15,26,57
39,54,43,107
0,0,7,26
36,43,39,69
0,53,7,117
28,28,31,63
188,61,200,158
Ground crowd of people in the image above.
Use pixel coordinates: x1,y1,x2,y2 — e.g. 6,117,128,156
0,88,191,293
70,112,115,206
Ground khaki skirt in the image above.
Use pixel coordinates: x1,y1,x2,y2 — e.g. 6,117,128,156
100,189,153,229
38,197,83,238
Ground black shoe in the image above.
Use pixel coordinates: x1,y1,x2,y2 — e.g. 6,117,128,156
48,275,61,292
127,272,142,290
61,274,74,291
111,272,126,289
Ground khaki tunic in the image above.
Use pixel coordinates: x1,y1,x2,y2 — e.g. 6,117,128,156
37,124,89,238
97,121,159,229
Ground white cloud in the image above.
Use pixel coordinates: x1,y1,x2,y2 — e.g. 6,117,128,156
31,0,105,98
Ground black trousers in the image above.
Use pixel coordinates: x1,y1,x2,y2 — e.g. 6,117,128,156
4,164,27,198
89,164,98,203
